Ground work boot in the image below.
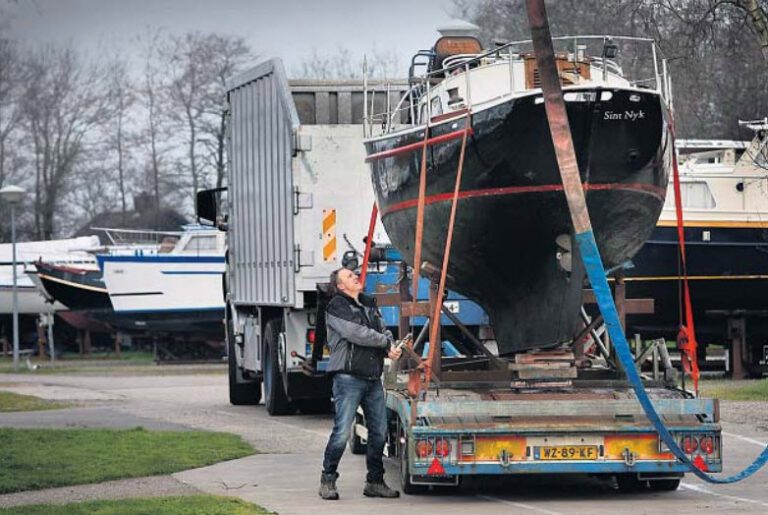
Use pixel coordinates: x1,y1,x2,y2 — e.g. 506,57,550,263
319,472,339,500
363,479,400,498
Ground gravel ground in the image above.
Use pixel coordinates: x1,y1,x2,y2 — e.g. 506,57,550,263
719,401,768,435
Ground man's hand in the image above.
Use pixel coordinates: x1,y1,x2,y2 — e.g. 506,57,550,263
388,344,403,360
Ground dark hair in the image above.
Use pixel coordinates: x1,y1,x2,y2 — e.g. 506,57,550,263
328,268,344,296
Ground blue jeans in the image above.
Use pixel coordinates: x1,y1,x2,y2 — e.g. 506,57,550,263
322,373,388,483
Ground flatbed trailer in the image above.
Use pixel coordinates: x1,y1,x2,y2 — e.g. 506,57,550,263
382,377,721,492
349,267,723,493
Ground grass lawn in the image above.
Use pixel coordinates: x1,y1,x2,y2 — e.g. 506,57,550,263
0,427,254,494
700,379,768,401
0,391,73,412
0,495,271,514
0,362,225,376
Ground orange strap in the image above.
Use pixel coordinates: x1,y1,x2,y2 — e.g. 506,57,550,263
671,136,700,392
405,125,432,400
423,113,472,391
359,202,378,286
410,126,431,302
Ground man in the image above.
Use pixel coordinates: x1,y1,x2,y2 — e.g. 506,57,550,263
319,267,403,500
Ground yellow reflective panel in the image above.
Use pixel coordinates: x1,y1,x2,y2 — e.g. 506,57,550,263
604,434,674,460
470,436,527,462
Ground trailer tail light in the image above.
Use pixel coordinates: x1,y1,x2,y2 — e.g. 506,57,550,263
682,436,698,454
306,329,316,343
415,440,433,458
699,436,714,455
434,439,452,458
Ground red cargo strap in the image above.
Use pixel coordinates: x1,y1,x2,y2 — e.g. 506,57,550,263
423,113,472,391
359,202,378,286
671,137,700,392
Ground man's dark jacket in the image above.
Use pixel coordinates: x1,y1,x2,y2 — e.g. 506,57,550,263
325,292,393,380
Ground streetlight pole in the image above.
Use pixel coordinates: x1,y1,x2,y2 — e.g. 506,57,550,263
0,185,26,371
11,203,18,371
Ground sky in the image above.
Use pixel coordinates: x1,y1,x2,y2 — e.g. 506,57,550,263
5,0,459,76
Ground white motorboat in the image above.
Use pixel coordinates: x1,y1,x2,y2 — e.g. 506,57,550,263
98,227,226,321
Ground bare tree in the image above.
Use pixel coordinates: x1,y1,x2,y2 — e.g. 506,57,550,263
741,0,768,62
104,56,135,221
196,34,253,189
137,28,173,223
22,46,111,239
640,0,768,63
0,30,30,242
160,31,255,199
163,32,213,203
0,33,22,189
293,46,402,79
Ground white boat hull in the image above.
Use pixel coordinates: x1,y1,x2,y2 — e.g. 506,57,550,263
100,256,225,313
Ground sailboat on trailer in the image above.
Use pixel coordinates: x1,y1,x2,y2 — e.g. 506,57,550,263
363,24,673,354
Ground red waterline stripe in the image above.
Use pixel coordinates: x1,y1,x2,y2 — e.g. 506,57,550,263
365,127,473,162
380,182,666,216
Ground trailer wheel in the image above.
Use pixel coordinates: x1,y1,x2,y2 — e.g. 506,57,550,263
399,442,426,494
264,319,295,416
227,314,261,406
348,412,366,455
615,474,646,492
648,479,681,491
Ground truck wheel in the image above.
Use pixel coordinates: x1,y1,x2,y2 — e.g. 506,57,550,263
227,316,261,406
264,319,295,416
348,412,366,454
648,479,681,491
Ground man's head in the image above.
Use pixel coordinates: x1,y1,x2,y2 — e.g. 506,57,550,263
330,268,363,298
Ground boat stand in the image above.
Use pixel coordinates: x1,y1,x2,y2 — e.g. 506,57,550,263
707,309,768,378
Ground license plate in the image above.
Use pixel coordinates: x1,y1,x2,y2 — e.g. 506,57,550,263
535,445,598,460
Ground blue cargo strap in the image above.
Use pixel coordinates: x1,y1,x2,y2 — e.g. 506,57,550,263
578,230,768,483
526,0,768,484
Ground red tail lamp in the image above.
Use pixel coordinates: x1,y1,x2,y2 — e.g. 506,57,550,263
434,439,452,458
415,440,433,458
699,436,715,455
306,329,316,343
682,435,698,454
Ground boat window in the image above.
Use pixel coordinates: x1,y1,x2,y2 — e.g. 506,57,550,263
159,236,178,254
665,181,716,209
181,235,218,254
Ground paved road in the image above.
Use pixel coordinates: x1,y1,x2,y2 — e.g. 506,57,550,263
1,371,766,514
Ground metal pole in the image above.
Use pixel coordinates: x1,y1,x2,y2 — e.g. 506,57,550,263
47,315,54,364
11,204,19,371
363,56,368,137
651,42,660,95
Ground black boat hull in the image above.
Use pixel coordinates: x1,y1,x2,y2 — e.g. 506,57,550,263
35,262,112,311
365,88,671,353
625,224,768,343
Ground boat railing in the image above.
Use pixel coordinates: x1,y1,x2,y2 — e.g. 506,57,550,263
90,227,184,246
365,35,671,138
